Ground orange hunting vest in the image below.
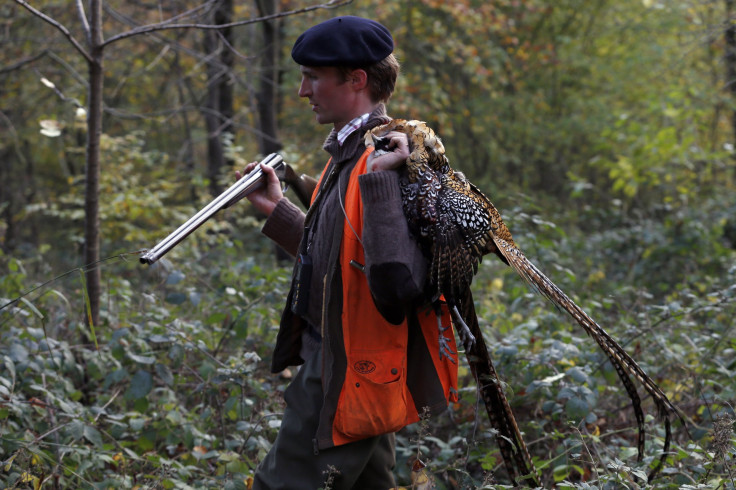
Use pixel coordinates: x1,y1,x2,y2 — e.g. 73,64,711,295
312,148,459,446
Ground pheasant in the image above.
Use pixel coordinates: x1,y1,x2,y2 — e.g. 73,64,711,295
365,119,680,485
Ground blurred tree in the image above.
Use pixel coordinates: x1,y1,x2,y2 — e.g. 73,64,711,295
203,0,235,195
726,0,736,143
8,0,352,325
255,0,284,156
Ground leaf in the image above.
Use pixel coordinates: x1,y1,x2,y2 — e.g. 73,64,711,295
125,370,153,400
206,312,228,325
149,334,172,343
165,270,186,285
84,425,104,447
39,119,62,137
155,363,174,386
8,343,29,364
40,127,62,137
68,420,84,440
19,471,39,488
224,480,248,490
3,356,16,384
127,353,156,365
565,396,590,421
3,453,17,471
565,367,589,384
165,292,187,305
540,372,566,384
19,297,44,320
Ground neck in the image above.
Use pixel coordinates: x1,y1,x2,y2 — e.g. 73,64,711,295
334,102,380,131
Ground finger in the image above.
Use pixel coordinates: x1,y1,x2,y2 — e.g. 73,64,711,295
260,162,283,187
389,132,408,150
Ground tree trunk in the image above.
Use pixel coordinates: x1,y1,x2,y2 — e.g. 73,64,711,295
203,28,226,196
217,0,234,141
256,0,283,155
204,0,235,196
726,0,736,145
0,148,15,252
84,0,104,327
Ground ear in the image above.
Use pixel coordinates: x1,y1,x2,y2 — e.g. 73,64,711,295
349,69,369,91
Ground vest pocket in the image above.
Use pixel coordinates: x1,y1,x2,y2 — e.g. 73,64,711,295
333,351,407,439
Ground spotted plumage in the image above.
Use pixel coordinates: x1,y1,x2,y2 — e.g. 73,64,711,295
365,119,681,485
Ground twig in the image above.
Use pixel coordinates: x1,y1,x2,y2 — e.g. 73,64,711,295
93,389,122,423
13,0,93,63
103,0,354,46
239,412,284,453
75,0,91,44
572,424,602,483
0,50,48,74
0,250,147,316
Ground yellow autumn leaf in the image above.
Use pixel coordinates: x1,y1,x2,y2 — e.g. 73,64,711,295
3,453,16,472
20,471,38,484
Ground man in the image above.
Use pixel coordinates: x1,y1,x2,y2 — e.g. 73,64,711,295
241,16,459,489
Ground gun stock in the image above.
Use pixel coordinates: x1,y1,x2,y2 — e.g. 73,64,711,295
281,164,318,208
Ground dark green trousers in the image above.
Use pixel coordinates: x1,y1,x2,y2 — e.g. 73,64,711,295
252,349,396,490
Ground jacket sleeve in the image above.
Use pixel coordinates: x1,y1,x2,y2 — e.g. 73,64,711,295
261,197,306,258
358,170,427,317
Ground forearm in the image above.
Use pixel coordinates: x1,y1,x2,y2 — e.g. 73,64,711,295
261,197,306,257
359,170,427,305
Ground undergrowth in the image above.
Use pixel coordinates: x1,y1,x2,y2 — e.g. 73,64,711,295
1,196,735,489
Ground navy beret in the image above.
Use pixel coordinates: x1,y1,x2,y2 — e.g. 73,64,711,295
291,16,394,67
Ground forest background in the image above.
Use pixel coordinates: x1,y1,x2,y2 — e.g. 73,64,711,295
1,0,735,488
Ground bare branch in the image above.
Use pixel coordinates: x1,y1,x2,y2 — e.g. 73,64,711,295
103,0,219,32
0,111,29,167
103,0,354,47
45,50,89,88
0,50,48,75
13,0,93,64
35,67,85,108
75,0,91,44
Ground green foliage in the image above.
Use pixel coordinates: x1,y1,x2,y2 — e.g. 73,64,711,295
0,237,291,487
3,147,736,488
2,0,736,487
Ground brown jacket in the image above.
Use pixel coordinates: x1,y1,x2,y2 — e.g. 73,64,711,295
261,105,456,449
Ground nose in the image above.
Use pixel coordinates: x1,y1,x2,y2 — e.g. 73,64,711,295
298,77,310,98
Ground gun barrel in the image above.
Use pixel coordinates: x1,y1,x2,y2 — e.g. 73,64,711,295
140,153,283,265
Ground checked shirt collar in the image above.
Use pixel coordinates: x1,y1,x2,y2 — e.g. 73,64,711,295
337,112,371,146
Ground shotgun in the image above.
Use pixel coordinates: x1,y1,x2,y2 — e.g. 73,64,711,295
140,153,316,265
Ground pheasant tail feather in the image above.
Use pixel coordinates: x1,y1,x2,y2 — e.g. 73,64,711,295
459,291,540,486
496,237,679,480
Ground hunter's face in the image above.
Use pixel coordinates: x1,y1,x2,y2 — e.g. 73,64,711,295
298,66,359,131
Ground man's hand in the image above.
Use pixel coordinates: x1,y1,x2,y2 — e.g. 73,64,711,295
366,130,409,173
236,161,283,216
